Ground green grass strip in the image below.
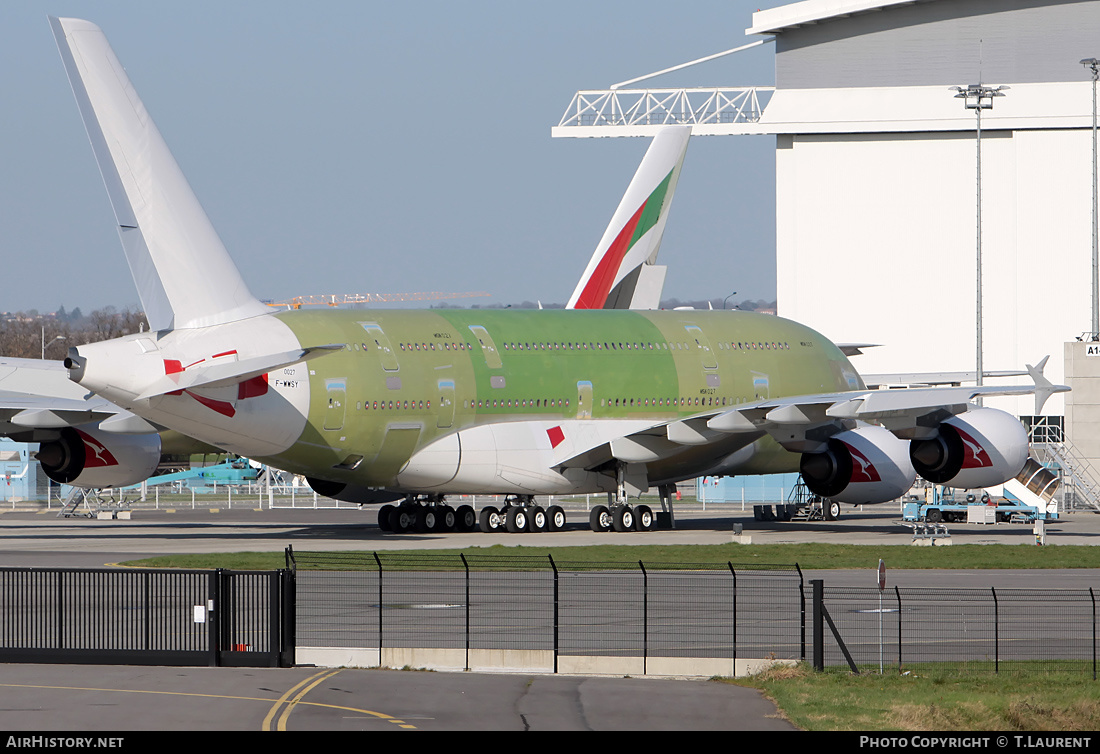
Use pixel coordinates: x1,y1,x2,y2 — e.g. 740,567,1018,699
121,542,1100,571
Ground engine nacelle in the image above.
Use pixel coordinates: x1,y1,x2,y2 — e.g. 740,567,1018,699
909,407,1028,489
306,477,404,504
800,425,916,505
36,426,161,488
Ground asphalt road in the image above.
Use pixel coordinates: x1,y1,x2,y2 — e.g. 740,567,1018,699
0,663,795,731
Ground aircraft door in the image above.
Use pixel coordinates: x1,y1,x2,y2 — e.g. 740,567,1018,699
684,325,718,370
576,381,593,419
436,379,456,428
359,323,400,372
323,378,347,431
467,326,503,369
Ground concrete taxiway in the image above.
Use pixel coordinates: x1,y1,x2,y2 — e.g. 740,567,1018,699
0,503,1097,569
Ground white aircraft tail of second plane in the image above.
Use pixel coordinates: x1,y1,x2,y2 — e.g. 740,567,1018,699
50,17,270,332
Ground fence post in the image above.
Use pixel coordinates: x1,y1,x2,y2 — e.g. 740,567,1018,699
281,569,296,667
797,564,805,661
727,562,737,676
1091,587,1096,681
208,570,222,667
992,586,999,674
549,554,559,674
895,585,902,674
812,579,824,671
461,553,470,672
640,560,648,676
373,552,383,656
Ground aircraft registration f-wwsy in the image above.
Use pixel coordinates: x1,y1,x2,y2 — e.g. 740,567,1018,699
47,18,1065,533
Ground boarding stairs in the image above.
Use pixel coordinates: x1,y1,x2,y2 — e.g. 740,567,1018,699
1026,421,1100,514
57,487,132,518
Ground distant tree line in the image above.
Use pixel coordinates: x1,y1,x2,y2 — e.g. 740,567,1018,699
2,297,777,359
0,307,148,359
435,298,778,312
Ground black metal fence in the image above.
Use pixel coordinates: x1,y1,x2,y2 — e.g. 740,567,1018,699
289,550,1097,678
288,549,805,672
0,567,295,667
813,582,1098,677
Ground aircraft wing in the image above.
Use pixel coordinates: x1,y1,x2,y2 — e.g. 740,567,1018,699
860,370,1027,388
0,358,147,434
556,360,1067,470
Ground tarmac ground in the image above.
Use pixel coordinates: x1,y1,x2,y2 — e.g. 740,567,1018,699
0,501,1096,731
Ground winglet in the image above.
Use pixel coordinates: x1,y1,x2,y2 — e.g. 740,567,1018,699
1026,355,1067,415
567,126,690,310
50,17,270,331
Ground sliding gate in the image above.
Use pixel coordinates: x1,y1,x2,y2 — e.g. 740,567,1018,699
0,567,295,667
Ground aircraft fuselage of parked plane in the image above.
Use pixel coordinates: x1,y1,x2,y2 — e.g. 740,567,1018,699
71,307,858,497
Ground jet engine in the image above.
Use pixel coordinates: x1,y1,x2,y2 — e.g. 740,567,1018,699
800,425,916,505
909,407,1028,489
305,477,404,504
36,426,161,488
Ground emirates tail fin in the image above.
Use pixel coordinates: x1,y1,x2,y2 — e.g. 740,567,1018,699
567,126,690,310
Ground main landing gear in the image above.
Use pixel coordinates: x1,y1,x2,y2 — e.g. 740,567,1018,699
587,498,656,532
477,495,567,534
377,495,478,534
377,494,567,534
587,472,659,532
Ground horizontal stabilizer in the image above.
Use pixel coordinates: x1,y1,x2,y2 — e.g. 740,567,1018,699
50,17,270,331
136,344,344,401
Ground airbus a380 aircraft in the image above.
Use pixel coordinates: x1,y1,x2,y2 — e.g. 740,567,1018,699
45,17,1064,534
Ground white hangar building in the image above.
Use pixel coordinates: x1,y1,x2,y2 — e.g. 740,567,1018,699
557,0,1100,460
751,0,1100,429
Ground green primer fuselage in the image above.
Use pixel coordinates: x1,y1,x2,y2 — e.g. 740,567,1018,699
269,307,864,492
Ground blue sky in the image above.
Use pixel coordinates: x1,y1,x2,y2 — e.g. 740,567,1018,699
1,1,778,315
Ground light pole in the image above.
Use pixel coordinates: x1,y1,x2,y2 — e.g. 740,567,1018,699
951,83,1007,398
1082,58,1099,340
41,327,65,360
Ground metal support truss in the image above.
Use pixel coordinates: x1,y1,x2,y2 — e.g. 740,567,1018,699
552,87,774,138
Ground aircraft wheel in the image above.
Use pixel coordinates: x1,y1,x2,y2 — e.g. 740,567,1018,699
528,505,547,532
506,506,528,533
547,505,566,532
378,504,394,531
479,506,502,533
635,504,654,531
613,505,634,532
590,505,611,532
417,507,433,533
825,501,841,521
390,506,415,534
456,505,476,532
434,506,456,532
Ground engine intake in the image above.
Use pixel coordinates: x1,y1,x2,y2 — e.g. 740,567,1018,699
909,408,1028,489
37,425,161,488
800,425,916,505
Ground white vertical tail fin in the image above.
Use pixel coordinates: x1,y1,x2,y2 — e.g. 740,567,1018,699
50,17,270,331
567,125,690,310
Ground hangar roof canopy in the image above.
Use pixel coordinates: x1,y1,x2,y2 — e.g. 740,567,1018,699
747,0,937,35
